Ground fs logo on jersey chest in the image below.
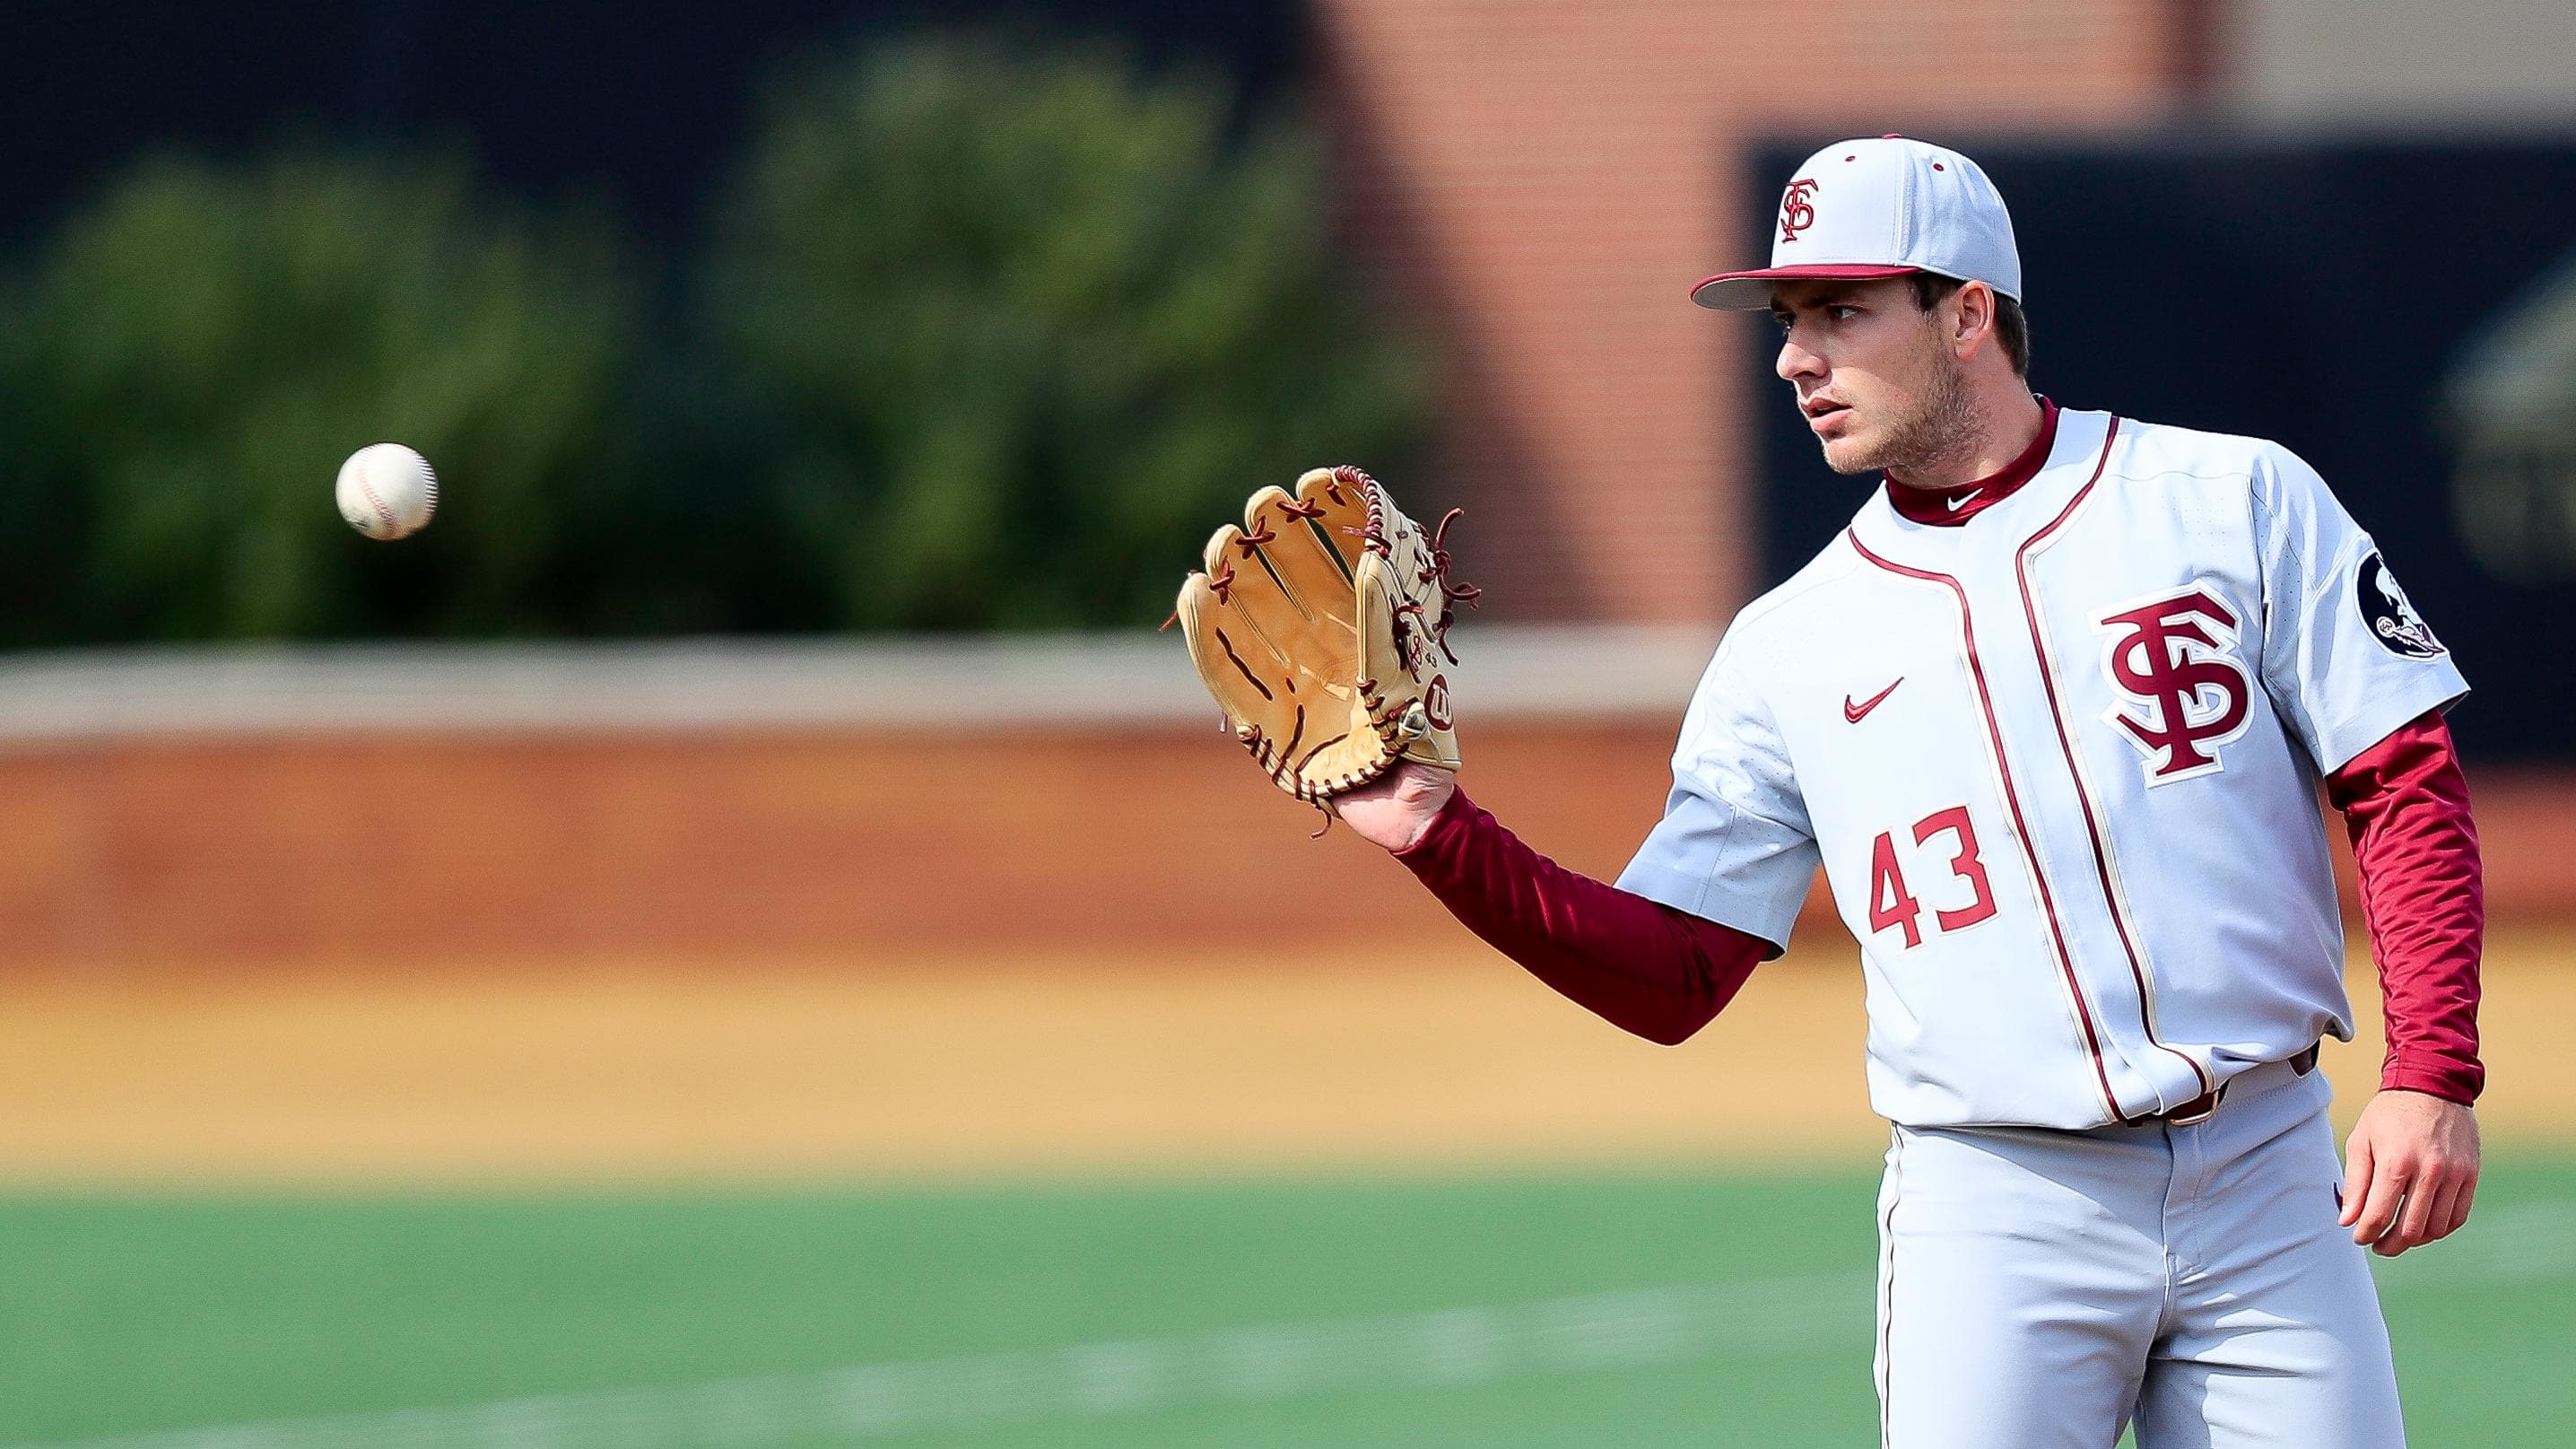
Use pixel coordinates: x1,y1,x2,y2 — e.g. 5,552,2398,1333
2093,586,2254,784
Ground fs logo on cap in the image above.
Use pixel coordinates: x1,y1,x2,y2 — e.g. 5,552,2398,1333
1779,179,1820,244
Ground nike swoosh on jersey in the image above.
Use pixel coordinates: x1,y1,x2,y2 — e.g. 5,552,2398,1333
1843,677,1903,722
1946,490,1979,511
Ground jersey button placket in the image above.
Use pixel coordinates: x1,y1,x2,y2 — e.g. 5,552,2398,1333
1967,548,2159,1124
2001,441,2215,1124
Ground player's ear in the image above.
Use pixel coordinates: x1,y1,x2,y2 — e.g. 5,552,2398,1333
1951,281,1997,363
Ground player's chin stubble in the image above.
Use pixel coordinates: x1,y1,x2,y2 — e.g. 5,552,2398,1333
1817,349,1979,481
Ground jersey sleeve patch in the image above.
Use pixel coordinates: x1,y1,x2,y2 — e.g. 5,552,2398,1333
2355,552,2445,659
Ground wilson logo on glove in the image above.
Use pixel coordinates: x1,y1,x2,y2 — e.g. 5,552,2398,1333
1173,466,1477,825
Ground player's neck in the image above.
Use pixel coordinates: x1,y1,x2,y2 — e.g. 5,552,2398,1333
1884,389,2048,493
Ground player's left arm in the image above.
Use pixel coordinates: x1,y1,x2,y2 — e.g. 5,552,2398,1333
2249,442,2482,1258
2324,711,2483,1257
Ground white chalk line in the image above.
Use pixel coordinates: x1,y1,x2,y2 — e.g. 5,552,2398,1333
1,1271,1871,1449
14,1203,2568,1449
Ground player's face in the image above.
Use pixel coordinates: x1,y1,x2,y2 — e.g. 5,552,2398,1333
1770,278,1972,480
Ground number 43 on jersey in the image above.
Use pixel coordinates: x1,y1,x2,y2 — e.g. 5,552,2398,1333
1868,806,1998,948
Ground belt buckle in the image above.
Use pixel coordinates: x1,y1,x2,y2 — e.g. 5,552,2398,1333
2153,1043,2317,1127
2160,1085,2224,1126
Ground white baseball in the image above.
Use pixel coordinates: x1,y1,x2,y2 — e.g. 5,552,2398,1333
335,442,439,540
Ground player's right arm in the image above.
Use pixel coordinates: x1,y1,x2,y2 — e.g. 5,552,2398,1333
1375,769,1772,1044
1336,633,1813,1045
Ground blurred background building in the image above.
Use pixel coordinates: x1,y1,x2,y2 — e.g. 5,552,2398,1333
6,0,2575,642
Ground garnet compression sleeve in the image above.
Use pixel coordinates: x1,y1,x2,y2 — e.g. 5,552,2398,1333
1394,787,1772,1045
2324,710,2485,1104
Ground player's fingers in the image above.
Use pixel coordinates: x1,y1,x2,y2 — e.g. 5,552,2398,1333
2337,1134,2374,1226
2384,1168,2446,1255
2348,1158,2410,1248
2442,1171,2481,1238
2412,1177,2470,1248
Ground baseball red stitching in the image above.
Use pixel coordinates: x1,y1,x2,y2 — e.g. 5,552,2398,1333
357,475,399,536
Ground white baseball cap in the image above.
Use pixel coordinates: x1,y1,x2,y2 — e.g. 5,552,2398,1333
1691,135,2023,310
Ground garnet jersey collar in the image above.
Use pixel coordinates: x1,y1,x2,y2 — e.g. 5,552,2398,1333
1849,404,2115,577
1884,397,2061,528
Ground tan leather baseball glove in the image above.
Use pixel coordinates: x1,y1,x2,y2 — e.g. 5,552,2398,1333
1174,466,1477,814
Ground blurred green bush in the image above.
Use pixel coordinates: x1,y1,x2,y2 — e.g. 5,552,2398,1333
0,31,1433,643
698,31,1432,631
0,150,639,642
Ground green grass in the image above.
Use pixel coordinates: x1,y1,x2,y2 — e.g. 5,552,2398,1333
0,1159,2566,1448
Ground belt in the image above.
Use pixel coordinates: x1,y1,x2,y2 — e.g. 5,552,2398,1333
2151,1043,2319,1126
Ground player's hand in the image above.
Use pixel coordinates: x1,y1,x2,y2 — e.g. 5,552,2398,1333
2339,1089,2479,1257
1330,762,1457,852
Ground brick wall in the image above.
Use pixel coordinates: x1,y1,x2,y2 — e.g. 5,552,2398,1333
0,726,1680,969
1317,0,2190,623
7,727,2570,971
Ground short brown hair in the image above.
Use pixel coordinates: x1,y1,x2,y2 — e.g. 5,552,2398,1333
1910,273,2029,378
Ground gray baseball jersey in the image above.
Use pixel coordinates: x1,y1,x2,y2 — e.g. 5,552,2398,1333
1615,406,2467,1130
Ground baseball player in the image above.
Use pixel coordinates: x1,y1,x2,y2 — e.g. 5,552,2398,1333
1327,137,2485,1445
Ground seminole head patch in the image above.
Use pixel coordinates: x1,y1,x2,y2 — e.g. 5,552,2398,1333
2356,552,2444,659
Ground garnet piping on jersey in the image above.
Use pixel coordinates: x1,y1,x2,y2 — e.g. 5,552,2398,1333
2011,421,2219,1108
1841,531,2128,1127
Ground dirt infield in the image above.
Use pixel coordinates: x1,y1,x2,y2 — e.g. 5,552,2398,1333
6,725,2575,970
4,930,2569,1185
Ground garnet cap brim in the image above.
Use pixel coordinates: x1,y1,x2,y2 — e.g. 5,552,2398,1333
1690,263,1924,310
